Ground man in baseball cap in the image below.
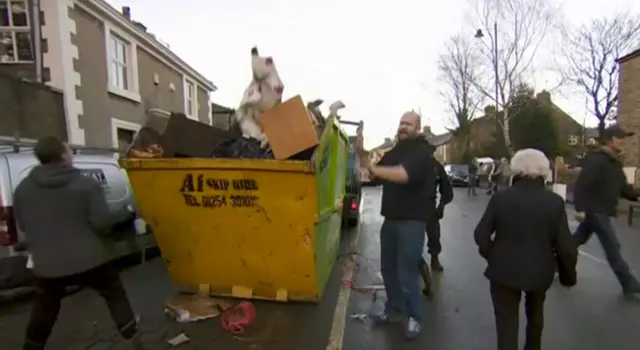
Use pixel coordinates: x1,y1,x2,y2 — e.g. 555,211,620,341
599,124,635,141
573,124,640,296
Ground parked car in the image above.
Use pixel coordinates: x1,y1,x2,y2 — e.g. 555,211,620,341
0,139,155,300
445,164,478,187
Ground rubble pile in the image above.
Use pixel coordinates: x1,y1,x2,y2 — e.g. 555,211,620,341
127,47,339,161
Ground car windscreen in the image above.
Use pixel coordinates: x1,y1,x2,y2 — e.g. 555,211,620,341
450,164,469,174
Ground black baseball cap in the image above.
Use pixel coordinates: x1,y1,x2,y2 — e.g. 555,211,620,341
600,125,634,140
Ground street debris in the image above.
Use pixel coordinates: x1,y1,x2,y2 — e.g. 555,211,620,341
164,294,232,323
349,313,368,321
167,333,191,347
221,301,258,335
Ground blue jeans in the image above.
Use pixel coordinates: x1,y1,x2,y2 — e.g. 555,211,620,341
574,213,639,288
380,219,425,321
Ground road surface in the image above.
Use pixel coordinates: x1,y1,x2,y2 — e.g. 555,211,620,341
344,187,640,350
1,187,639,349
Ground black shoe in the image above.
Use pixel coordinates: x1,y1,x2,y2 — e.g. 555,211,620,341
431,256,443,272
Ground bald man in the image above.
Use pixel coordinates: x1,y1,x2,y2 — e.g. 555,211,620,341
356,111,435,340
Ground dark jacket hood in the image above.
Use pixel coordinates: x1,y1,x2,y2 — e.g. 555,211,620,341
28,163,81,188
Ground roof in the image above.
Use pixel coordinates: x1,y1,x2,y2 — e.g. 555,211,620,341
81,0,217,91
426,132,453,146
618,47,640,64
211,103,234,114
371,138,395,151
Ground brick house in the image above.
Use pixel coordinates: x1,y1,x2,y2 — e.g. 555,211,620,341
440,90,586,162
210,102,235,131
617,48,640,170
1,0,216,150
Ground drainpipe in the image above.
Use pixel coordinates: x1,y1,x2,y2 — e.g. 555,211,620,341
32,0,43,82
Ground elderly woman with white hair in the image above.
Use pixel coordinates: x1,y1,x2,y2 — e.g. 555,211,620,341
474,148,578,350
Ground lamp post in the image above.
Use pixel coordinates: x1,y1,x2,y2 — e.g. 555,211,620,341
475,21,500,118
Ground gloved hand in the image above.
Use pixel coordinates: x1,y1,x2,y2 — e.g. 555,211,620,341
436,205,444,219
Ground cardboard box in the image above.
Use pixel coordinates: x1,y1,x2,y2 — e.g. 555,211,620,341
258,95,320,160
160,113,236,157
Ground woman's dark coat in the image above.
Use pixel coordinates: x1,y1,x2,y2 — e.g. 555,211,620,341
474,177,578,292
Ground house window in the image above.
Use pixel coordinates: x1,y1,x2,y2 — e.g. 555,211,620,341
104,24,139,102
184,78,197,119
108,34,131,91
111,118,140,156
568,135,579,146
0,0,33,63
116,128,135,151
587,138,596,145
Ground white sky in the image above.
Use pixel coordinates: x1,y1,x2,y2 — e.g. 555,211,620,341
107,0,639,148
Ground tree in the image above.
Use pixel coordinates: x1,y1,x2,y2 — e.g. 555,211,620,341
437,34,484,162
509,84,559,157
468,0,557,154
557,13,640,136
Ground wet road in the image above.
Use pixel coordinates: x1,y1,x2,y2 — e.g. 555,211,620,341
344,187,640,350
2,187,640,349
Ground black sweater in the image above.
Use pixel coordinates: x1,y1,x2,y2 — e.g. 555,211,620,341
378,138,435,222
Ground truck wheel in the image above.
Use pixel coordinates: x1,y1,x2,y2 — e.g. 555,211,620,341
347,216,359,227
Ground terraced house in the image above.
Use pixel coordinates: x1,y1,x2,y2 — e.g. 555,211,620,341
1,0,216,148
618,48,640,167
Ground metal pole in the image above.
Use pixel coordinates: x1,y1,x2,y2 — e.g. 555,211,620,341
32,0,43,83
493,21,499,114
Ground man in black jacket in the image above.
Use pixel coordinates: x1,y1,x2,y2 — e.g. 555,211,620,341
425,154,453,271
468,159,478,196
13,137,145,350
573,125,640,295
356,112,434,340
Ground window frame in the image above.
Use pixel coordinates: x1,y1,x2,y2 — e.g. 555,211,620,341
104,22,140,103
111,118,141,158
568,135,579,146
183,76,198,120
0,0,33,63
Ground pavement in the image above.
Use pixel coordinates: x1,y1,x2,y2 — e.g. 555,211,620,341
1,187,640,349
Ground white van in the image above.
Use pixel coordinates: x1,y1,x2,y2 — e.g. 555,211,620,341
0,139,155,296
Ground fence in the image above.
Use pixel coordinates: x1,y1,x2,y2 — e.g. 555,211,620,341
0,72,67,141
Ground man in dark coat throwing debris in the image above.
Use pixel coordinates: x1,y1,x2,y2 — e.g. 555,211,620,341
355,111,435,340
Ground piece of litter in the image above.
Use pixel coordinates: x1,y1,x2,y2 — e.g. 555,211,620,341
349,313,368,321
165,294,231,323
168,333,190,346
359,284,385,291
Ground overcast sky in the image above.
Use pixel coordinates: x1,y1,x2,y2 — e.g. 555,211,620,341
107,0,639,148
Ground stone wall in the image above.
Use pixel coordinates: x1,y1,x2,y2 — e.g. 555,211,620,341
618,52,640,168
0,72,67,141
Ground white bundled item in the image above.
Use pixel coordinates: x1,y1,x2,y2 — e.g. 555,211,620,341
328,100,346,118
235,47,284,147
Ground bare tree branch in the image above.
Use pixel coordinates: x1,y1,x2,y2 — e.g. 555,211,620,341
467,0,558,153
437,34,484,135
556,12,640,134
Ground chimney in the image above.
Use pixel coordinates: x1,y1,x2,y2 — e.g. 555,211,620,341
384,138,392,144
536,90,551,105
422,126,432,135
121,6,131,19
484,105,496,115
